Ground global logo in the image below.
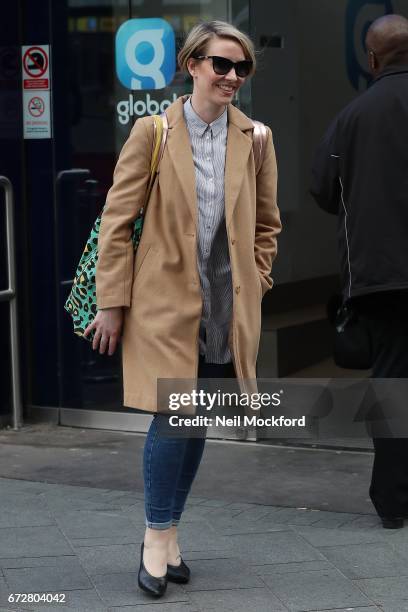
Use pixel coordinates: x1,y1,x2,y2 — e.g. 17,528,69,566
115,18,176,90
346,0,393,91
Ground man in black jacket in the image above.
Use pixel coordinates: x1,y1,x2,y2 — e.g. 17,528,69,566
311,14,408,529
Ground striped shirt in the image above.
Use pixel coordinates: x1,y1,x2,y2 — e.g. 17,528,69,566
183,97,233,364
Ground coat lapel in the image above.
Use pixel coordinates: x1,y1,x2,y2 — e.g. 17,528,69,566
163,96,255,229
165,97,197,227
224,123,253,228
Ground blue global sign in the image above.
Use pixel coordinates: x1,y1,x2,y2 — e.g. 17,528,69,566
115,18,176,90
346,0,394,91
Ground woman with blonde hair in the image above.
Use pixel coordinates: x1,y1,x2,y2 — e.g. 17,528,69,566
85,20,281,597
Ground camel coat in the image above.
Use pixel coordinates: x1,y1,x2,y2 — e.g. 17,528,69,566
96,95,281,412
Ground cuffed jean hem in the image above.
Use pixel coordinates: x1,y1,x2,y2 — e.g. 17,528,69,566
172,518,180,526
145,518,174,530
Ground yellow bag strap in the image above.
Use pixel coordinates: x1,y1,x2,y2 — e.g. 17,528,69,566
145,113,169,203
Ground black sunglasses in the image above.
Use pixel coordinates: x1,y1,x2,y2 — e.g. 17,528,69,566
193,55,253,78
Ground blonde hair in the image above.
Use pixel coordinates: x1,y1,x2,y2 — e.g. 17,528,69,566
178,21,256,76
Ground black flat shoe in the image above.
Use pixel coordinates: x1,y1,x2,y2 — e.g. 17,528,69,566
167,557,190,584
381,517,404,529
138,543,167,597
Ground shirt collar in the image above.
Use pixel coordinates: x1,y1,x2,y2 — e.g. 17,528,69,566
373,64,408,84
183,96,227,137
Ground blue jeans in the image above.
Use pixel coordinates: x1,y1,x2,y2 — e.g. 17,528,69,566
143,356,235,529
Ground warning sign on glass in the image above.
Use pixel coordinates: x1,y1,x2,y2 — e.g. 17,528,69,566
23,91,51,139
22,44,52,139
22,45,50,90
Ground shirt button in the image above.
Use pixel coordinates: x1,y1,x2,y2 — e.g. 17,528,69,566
235,286,241,294
231,239,236,245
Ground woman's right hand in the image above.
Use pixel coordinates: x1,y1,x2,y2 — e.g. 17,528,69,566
83,307,124,355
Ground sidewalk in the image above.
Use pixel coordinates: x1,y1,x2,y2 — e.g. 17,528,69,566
0,426,406,611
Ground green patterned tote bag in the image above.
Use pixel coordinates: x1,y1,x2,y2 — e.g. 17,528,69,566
64,114,167,340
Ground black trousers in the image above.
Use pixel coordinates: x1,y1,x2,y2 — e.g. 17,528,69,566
354,291,408,518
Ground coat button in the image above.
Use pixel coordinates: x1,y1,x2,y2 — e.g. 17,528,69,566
231,239,236,245
235,286,241,294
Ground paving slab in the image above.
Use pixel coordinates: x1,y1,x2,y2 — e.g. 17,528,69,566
228,530,325,565
0,477,50,494
110,493,145,507
42,495,126,513
4,558,92,592
375,601,408,612
319,542,408,579
293,525,384,547
195,498,230,508
185,497,211,505
379,528,408,564
253,560,334,575
181,550,235,561
181,557,264,591
260,507,333,526
71,534,144,548
96,490,143,503
53,509,139,540
0,555,77,570
188,587,288,611
219,501,258,512
343,515,381,529
356,575,408,603
315,608,379,612
1,490,46,507
181,503,262,525
210,516,289,536
261,569,372,611
175,521,233,553
224,505,275,522
119,501,146,515
40,484,112,499
0,506,56,529
75,543,141,575
305,510,362,528
0,526,73,559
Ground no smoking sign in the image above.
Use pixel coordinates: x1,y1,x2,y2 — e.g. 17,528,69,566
28,96,45,117
22,44,52,139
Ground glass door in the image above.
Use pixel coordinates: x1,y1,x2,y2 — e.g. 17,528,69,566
54,0,250,422
0,1,23,425
54,1,131,413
